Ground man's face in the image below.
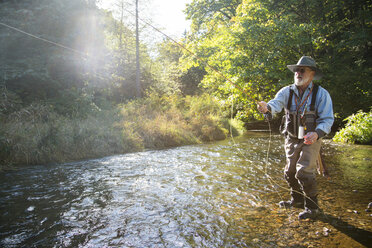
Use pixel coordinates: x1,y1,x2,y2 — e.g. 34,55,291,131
294,67,315,86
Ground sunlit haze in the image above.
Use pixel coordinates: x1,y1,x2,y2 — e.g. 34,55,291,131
97,0,191,38
152,0,191,37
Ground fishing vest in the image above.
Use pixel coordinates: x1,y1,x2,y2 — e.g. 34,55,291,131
280,84,319,139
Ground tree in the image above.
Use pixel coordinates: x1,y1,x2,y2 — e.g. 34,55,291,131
0,0,156,116
153,40,205,96
183,0,372,124
0,0,107,103
185,0,242,33
135,0,141,97
100,0,156,99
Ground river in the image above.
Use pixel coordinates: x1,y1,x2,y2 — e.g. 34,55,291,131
1,132,371,247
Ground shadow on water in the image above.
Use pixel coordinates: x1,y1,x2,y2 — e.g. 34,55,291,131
318,214,372,247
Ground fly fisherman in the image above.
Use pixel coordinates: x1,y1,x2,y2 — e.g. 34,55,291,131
257,56,334,220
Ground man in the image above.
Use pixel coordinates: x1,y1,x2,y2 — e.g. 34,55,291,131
257,56,334,220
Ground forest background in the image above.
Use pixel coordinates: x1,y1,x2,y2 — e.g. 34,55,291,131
0,0,371,167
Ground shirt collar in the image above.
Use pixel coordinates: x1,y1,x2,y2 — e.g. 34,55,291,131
291,81,313,96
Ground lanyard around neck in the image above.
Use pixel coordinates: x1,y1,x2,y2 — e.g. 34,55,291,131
295,84,313,114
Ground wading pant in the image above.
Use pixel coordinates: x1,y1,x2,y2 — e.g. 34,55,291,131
284,137,322,200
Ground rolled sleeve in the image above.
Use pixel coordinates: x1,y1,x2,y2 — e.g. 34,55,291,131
267,86,290,116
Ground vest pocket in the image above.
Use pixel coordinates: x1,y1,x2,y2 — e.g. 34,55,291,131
304,112,316,133
285,111,297,138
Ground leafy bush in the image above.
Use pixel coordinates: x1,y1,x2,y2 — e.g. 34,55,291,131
333,109,372,144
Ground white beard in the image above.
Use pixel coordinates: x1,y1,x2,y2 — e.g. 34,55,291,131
294,74,309,86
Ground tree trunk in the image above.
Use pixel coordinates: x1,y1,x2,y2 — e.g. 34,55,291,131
135,0,141,97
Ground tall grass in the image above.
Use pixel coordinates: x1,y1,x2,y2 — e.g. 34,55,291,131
0,104,125,166
117,93,246,148
0,94,245,167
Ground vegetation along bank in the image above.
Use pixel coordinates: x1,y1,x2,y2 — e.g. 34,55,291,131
0,0,370,168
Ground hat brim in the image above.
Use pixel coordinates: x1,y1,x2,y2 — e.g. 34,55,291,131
287,65,323,80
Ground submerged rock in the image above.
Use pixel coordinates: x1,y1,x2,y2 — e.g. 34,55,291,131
323,227,331,236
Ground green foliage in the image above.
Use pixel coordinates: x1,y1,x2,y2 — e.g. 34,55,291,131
183,0,372,123
0,0,246,168
227,118,246,137
184,0,300,120
333,109,372,144
4,0,371,166
186,0,242,33
117,93,232,149
154,40,205,96
184,94,230,141
0,0,159,109
103,8,155,101
0,85,23,116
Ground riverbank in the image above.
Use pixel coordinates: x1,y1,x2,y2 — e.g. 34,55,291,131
0,93,246,169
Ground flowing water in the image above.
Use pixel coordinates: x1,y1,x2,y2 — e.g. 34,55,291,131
1,132,371,247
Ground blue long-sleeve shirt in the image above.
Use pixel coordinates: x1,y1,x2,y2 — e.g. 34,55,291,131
267,82,334,137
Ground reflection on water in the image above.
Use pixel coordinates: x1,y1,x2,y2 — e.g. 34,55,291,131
0,132,371,247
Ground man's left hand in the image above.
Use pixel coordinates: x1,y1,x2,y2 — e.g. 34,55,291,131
304,132,318,145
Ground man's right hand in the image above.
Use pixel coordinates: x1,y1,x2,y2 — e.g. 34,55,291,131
257,101,268,113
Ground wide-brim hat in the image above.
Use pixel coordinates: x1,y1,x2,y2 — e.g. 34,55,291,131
287,56,323,80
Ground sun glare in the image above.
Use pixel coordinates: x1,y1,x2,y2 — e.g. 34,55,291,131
97,0,191,38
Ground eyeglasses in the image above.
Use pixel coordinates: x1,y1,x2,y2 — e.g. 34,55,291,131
294,68,310,73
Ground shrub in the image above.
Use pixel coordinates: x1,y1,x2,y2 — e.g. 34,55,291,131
118,94,200,149
333,109,372,144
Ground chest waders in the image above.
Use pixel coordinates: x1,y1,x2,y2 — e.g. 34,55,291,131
281,85,319,139
279,84,322,219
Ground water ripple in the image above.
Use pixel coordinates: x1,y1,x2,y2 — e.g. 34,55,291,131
2,133,370,247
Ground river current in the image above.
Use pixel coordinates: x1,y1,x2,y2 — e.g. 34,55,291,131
1,132,371,247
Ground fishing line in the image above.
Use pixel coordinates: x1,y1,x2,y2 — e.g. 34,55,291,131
0,22,88,58
125,13,297,212
124,9,295,201
127,8,305,215
132,11,325,220
229,96,288,209
2,12,321,218
229,95,322,221
0,22,114,83
122,9,258,104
